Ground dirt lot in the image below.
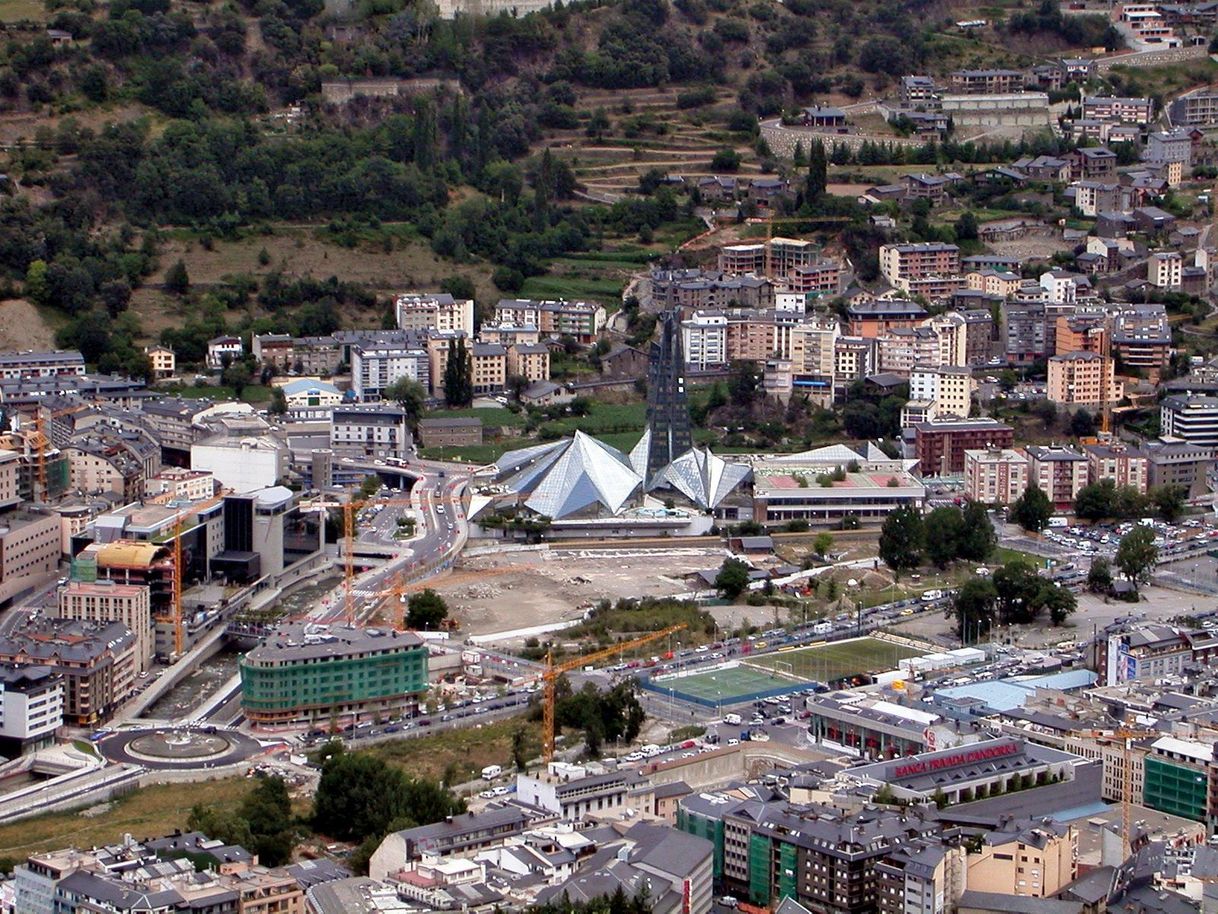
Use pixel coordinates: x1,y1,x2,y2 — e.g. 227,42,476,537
989,237,1071,262
0,298,60,350
436,547,727,638
889,583,1208,650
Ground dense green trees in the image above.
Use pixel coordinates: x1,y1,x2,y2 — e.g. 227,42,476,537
313,746,464,846
1009,485,1053,533
879,506,925,575
406,589,449,630
886,502,993,573
1087,556,1114,594
715,558,751,600
555,680,646,758
1115,526,1158,590
443,337,474,408
953,578,997,641
188,775,296,866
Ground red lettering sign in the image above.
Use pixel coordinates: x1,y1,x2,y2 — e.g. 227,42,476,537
891,742,1019,779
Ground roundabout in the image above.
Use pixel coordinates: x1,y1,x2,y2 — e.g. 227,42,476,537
99,727,268,770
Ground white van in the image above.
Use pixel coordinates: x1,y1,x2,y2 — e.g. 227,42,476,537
723,713,742,725
921,590,943,602
642,744,662,757
481,765,503,781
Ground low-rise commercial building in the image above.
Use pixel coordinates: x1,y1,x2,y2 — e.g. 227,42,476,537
418,417,482,449
1161,395,1218,446
517,761,634,820
239,623,428,727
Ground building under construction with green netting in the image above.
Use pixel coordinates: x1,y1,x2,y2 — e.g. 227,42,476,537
240,622,428,727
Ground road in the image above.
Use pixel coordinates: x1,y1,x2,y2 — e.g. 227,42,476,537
311,459,472,625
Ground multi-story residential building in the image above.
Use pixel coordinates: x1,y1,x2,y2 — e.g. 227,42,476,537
350,341,431,401
478,322,541,346
1025,445,1089,510
1161,395,1218,446
879,243,961,292
371,806,547,875
469,342,507,394
1111,305,1172,379
682,312,729,370
395,292,475,336
506,342,550,383
965,447,1029,505
1068,146,1119,181
958,309,995,366
877,840,966,914
1055,313,1106,356
1144,438,1214,496
718,237,819,278
144,467,215,502
908,366,974,421
1072,180,1121,218
651,269,774,311
252,333,294,370
59,580,152,672
0,663,62,755
1039,270,1086,304
1172,89,1218,126
920,313,969,367
1082,95,1155,124
948,69,1025,94
1001,301,1047,364
291,334,342,376
0,350,85,380
1143,736,1218,829
833,337,876,397
493,299,606,344
1145,128,1193,168
1083,442,1149,492
846,300,930,338
1047,351,1117,407
964,821,1078,898
965,269,1022,298
330,404,411,460
516,761,635,820
785,260,843,296
206,335,244,370
64,429,160,502
1149,251,1184,289
144,345,175,380
901,75,939,105
915,418,1015,476
0,618,136,725
239,622,428,726
0,511,63,606
877,327,941,375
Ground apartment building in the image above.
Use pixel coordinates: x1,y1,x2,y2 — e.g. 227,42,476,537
1039,270,1086,304
1111,306,1172,378
909,366,974,421
879,243,962,291
1025,445,1089,510
493,299,606,344
948,69,1025,94
1047,352,1117,407
682,312,729,370
206,335,244,370
834,337,877,396
718,237,819,278
965,447,1029,506
1149,251,1184,289
252,333,294,370
964,822,1078,898
350,341,431,401
478,322,541,346
959,309,995,366
965,269,1022,298
1002,301,1047,365
395,292,475,336
790,318,840,382
59,580,152,672
1145,128,1193,167
1172,89,1218,126
1144,438,1215,496
0,618,136,725
0,663,62,755
1083,442,1149,493
922,313,969,367
330,404,411,460
1055,313,1106,356
847,300,930,338
878,327,941,375
0,511,64,606
877,840,966,914
145,468,215,502
785,260,843,295
144,345,175,380
0,350,85,380
1082,95,1154,125
915,418,1015,475
506,343,550,383
1161,395,1218,446
651,269,774,311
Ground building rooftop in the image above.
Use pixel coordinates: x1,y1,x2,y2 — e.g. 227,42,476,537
245,623,423,664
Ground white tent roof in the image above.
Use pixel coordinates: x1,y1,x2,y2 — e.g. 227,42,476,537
495,431,642,520
652,447,751,510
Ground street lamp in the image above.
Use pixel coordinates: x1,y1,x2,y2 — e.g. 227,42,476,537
848,579,861,637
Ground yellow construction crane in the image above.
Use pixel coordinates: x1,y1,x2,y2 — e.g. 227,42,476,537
1078,728,1158,853
170,492,226,657
29,405,82,501
541,625,686,763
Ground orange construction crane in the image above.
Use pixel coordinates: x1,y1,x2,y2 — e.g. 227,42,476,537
541,624,686,762
29,405,83,502
170,492,226,657
1078,728,1158,852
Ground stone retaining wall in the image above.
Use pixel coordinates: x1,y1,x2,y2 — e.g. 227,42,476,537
760,122,922,159
1095,45,1209,72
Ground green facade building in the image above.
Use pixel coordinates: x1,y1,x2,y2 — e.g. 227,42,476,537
240,623,428,726
1144,755,1209,823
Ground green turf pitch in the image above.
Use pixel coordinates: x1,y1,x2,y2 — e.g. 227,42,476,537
745,638,922,682
655,664,802,702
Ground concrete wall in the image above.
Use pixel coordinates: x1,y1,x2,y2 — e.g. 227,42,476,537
435,0,553,15
940,94,1051,128
760,122,922,160
1094,45,1208,72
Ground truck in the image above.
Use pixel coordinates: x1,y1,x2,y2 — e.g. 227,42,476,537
813,622,832,635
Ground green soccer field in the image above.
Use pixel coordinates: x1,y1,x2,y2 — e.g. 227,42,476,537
746,638,923,683
655,664,803,703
